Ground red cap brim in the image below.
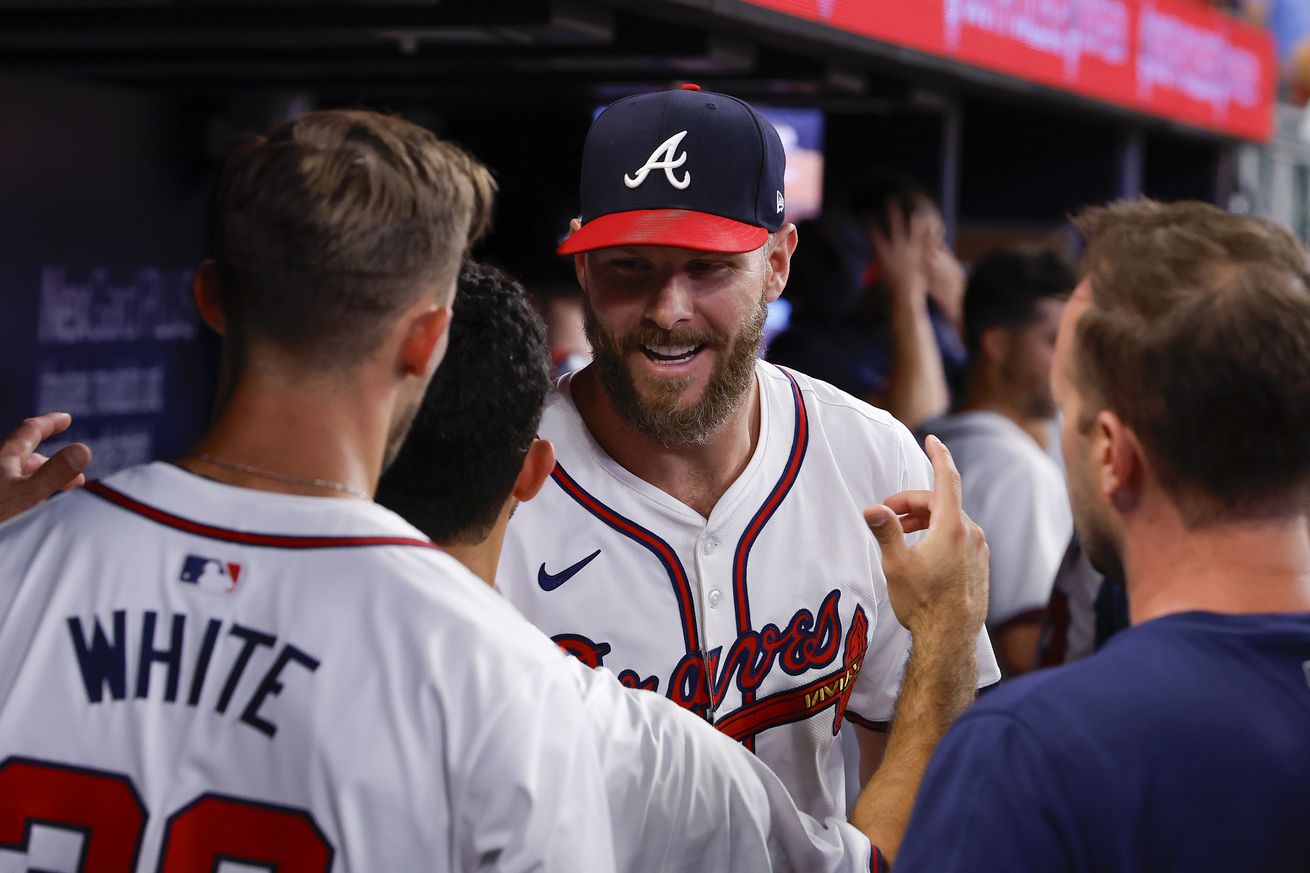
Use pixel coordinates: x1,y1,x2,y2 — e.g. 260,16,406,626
557,209,770,256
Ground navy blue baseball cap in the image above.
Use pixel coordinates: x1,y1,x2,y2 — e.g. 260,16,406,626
558,84,788,256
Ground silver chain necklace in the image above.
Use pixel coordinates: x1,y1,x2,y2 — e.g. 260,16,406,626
194,452,372,501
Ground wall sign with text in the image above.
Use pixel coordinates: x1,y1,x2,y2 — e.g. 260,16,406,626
744,0,1276,141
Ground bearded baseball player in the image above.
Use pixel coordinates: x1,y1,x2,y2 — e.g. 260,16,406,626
498,84,1001,830
0,110,623,871
383,260,991,869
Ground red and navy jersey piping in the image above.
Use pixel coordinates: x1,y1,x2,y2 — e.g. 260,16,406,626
729,367,810,748
548,463,703,663
83,481,439,551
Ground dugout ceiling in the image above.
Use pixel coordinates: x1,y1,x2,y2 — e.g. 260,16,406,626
0,0,1272,142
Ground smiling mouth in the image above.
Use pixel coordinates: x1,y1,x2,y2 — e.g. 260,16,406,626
641,343,705,365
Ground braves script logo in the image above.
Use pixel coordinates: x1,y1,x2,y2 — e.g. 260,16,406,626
554,590,868,739
624,130,691,190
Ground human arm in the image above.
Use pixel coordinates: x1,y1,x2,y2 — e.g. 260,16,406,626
855,724,888,786
868,209,951,430
457,659,618,872
992,613,1045,676
847,435,989,863
565,657,878,873
924,239,966,339
0,413,92,524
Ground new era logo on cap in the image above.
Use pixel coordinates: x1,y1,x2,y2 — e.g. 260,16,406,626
558,84,787,256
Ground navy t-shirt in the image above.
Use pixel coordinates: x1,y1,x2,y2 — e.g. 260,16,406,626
896,611,1310,872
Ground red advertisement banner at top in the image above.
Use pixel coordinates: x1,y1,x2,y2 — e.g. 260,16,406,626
743,0,1277,141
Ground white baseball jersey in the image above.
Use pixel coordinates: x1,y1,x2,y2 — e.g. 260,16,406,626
0,462,617,872
500,360,1001,821
925,411,1073,628
564,657,879,872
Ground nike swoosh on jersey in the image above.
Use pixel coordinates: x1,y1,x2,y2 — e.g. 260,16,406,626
537,549,602,591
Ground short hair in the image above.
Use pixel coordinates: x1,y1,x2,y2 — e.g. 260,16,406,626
376,261,552,545
963,248,1076,357
847,169,931,238
1072,199,1310,525
212,109,496,367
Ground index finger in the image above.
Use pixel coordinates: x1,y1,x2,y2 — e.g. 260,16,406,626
1,413,73,459
924,434,963,514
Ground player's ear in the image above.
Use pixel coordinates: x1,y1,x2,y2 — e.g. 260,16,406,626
567,219,589,292
512,439,557,503
193,261,226,335
763,223,798,303
979,327,1010,366
1094,410,1143,515
398,302,452,378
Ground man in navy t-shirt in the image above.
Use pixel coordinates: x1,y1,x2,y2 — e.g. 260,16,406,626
896,199,1310,872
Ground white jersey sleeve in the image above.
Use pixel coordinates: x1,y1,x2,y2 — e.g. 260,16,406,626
565,658,876,873
927,411,1073,627
822,390,1002,728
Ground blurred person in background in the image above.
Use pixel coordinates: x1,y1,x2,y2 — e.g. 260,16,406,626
921,249,1076,677
896,199,1310,872
768,170,966,431
1241,0,1310,103
531,280,592,377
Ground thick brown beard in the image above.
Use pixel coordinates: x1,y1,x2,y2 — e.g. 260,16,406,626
585,297,767,446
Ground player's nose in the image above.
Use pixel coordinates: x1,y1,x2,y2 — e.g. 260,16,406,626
644,274,694,331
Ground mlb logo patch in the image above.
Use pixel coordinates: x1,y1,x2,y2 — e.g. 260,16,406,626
179,555,243,594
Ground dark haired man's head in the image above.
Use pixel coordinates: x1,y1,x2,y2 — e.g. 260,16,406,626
963,249,1076,420
376,261,553,546
1055,199,1310,576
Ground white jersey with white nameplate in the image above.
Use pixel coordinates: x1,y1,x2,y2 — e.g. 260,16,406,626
500,360,1001,821
0,462,616,873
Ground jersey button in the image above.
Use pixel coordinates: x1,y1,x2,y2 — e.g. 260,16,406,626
708,589,722,608
703,539,719,555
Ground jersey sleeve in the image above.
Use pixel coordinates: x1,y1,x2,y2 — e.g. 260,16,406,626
567,659,876,873
967,461,1073,628
454,660,618,872
846,428,1001,727
893,711,1082,873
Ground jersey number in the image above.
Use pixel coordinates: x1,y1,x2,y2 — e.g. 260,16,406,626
0,756,333,871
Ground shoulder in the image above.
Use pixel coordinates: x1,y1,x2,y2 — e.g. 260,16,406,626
963,620,1187,741
929,413,1064,491
761,361,919,457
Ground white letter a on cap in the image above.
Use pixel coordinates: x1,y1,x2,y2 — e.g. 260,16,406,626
625,131,691,190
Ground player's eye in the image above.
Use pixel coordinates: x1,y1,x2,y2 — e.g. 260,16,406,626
687,260,730,276
605,258,649,273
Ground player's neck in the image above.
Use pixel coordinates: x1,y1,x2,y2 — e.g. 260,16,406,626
1124,503,1310,624
571,365,761,519
957,380,1052,451
178,367,386,501
440,539,499,587
438,507,512,588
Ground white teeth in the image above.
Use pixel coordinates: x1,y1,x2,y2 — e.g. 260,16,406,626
645,344,698,358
